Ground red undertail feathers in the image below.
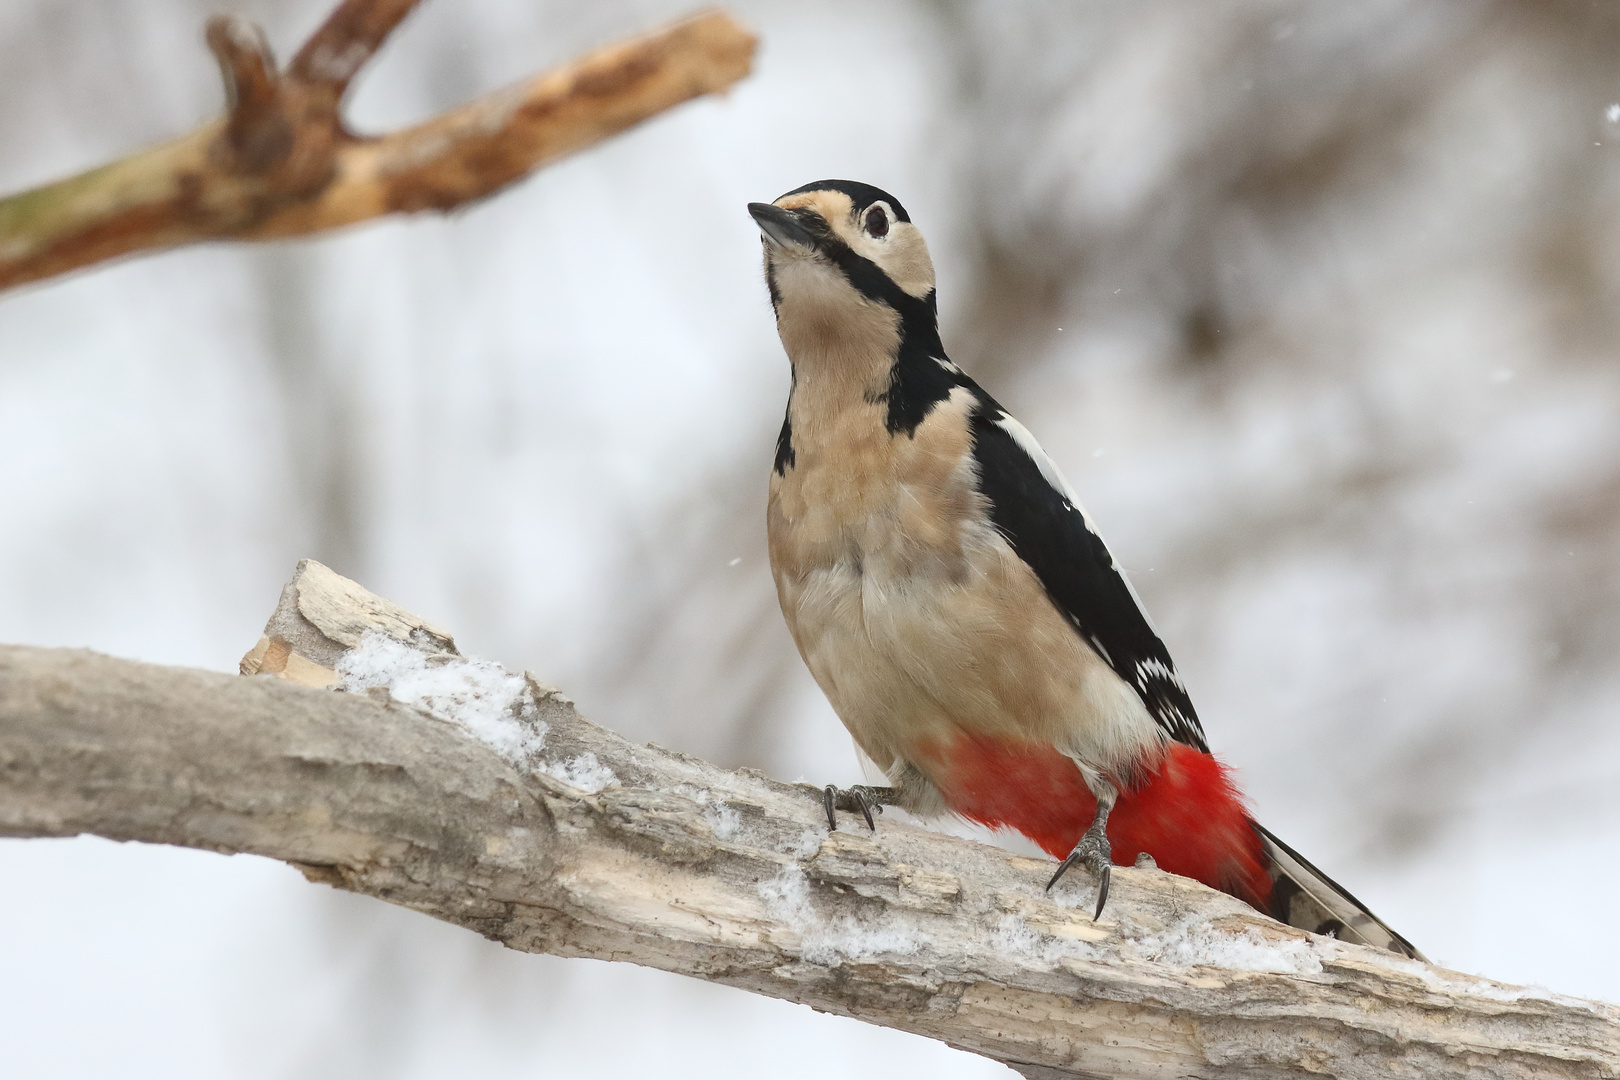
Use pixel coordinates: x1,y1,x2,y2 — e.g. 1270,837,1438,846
923,736,1272,912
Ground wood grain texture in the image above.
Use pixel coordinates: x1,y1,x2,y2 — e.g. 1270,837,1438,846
0,5,755,291
0,561,1615,1078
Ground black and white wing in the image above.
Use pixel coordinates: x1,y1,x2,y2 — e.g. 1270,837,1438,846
966,389,1209,752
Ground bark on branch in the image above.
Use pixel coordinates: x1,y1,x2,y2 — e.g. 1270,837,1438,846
2,560,1616,1079
0,2,756,292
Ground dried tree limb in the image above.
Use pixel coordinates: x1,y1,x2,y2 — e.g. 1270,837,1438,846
0,5,756,292
287,0,420,96
1,562,1616,1079
207,18,284,159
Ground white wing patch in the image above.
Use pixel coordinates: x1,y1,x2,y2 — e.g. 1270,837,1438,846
1134,656,1187,693
934,356,962,374
992,411,1166,637
993,413,1081,506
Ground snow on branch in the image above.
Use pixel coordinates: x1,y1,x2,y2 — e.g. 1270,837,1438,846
0,1,756,292
2,560,1617,1079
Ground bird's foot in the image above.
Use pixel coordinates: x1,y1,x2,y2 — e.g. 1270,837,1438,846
1047,824,1113,921
821,784,895,832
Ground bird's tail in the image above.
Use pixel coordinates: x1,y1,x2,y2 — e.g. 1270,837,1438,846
1252,820,1426,962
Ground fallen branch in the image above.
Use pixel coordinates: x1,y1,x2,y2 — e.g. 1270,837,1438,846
2,560,1616,1079
0,1,756,292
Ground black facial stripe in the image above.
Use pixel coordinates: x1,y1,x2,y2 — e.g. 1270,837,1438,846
766,185,943,436
768,207,911,306
764,260,781,307
784,221,950,437
774,406,795,475
822,238,913,309
832,252,946,436
774,364,797,475
777,179,911,223
884,326,955,436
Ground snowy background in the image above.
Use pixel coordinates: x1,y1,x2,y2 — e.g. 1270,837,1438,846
4,0,1620,1076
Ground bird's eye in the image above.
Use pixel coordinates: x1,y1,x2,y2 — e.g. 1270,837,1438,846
865,206,890,238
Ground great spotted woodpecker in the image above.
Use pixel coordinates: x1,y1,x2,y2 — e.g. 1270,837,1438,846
750,179,1422,959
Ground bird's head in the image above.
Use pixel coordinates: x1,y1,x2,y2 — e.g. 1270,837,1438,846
748,181,936,334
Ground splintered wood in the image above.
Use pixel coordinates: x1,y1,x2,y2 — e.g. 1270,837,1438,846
240,558,457,687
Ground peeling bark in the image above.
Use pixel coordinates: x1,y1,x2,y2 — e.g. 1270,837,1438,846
1,561,1616,1079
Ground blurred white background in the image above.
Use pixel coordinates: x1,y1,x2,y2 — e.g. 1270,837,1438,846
3,0,1620,1076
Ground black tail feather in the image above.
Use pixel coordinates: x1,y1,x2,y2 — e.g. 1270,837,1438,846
1253,820,1426,962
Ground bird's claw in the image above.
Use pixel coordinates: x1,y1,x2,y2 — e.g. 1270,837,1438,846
822,784,888,832
1046,827,1112,920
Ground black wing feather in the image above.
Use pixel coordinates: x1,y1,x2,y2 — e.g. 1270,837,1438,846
965,388,1209,752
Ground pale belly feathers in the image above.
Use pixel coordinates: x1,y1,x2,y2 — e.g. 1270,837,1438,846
768,385,1165,802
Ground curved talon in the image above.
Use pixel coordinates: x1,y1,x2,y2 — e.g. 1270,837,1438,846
1046,824,1113,919
820,784,896,832
853,786,877,830
1046,852,1079,892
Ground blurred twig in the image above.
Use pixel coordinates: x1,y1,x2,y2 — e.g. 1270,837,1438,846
0,1,756,292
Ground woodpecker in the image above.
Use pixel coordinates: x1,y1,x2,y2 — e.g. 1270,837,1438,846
750,179,1422,959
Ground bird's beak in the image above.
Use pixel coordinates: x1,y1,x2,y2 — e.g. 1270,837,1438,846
748,202,817,250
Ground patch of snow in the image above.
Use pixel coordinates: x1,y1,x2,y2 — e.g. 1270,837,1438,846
757,866,926,967
336,632,546,761
1123,916,1325,975
1455,976,1547,1002
991,914,1099,965
672,784,744,840
991,914,1046,957
706,802,742,840
780,828,824,858
538,752,616,794
758,866,815,920
1353,949,1563,1003
1044,880,1105,915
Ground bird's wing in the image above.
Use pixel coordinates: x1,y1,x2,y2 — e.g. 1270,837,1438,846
966,387,1209,752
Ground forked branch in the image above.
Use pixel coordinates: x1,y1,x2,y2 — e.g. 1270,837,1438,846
0,1,756,291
